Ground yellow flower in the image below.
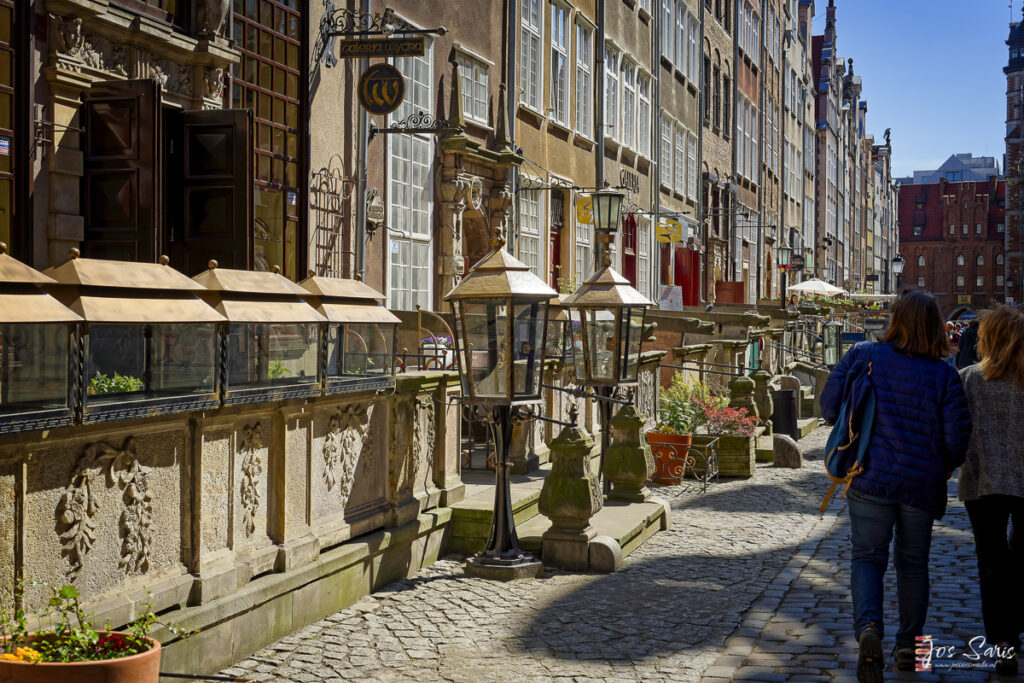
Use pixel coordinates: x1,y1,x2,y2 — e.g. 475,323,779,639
15,647,40,663
0,653,20,661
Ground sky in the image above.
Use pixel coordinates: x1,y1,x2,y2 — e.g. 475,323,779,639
811,0,1011,179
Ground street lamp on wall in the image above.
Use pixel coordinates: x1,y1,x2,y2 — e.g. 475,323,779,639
589,184,626,270
445,230,557,580
891,254,905,293
777,245,793,310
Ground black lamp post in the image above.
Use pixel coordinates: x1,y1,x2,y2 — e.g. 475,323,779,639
445,231,557,580
777,245,793,310
891,254,905,293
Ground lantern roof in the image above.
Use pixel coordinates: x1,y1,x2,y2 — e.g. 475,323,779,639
562,266,653,308
298,274,387,301
297,273,401,324
193,260,310,295
0,243,58,285
443,246,557,302
45,251,206,291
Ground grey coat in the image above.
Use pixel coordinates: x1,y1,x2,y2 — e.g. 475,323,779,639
958,364,1024,501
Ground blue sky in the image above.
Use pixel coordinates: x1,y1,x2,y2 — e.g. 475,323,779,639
811,0,1010,178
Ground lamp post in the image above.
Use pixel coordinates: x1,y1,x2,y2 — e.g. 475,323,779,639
777,245,793,310
823,319,843,367
444,230,557,580
891,254,905,294
590,184,626,270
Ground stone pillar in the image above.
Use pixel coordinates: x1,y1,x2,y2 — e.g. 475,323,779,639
751,369,774,434
604,403,654,502
538,422,600,570
728,374,757,417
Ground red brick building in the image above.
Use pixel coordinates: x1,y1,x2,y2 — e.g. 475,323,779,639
898,178,1007,317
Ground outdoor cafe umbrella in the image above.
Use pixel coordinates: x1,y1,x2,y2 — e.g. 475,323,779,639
787,278,848,297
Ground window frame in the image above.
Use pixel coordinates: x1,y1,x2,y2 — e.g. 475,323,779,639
574,22,593,138
519,0,544,112
550,2,570,125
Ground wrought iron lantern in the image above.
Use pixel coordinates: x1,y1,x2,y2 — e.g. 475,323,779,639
823,320,844,368
891,254,905,275
563,267,653,387
590,185,626,235
194,261,326,405
45,250,225,423
544,294,572,361
444,232,557,579
299,272,400,394
777,245,793,269
0,243,82,434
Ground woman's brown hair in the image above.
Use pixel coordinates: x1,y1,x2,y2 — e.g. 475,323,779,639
978,305,1024,386
882,290,950,360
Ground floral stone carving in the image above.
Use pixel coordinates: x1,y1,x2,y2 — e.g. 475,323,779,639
239,423,264,537
322,405,371,508
56,437,153,581
412,395,434,490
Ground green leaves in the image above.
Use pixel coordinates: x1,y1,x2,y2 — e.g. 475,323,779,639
87,372,143,395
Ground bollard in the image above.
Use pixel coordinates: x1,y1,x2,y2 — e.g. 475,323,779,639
751,369,774,435
604,403,655,502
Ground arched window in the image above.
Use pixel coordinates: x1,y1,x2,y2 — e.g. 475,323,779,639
977,254,984,266
998,253,1004,265
956,255,965,266
917,255,925,267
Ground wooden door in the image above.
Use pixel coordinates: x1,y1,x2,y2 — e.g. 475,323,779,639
167,109,253,274
81,79,160,261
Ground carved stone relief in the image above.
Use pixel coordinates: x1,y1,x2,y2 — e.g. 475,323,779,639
391,396,431,498
53,15,83,56
239,423,264,537
56,437,153,581
638,370,657,427
322,405,371,509
440,174,484,287
203,68,224,98
412,395,435,492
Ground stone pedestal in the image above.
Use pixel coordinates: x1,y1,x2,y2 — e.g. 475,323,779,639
728,374,757,416
538,424,601,571
751,369,774,434
604,404,655,502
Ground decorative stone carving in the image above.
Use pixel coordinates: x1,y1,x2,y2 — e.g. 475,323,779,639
440,174,484,288
197,0,231,37
176,65,193,97
239,423,264,537
53,15,83,56
412,395,435,490
150,61,169,89
538,423,600,570
56,437,153,581
489,186,514,242
203,68,224,98
637,370,657,427
605,403,655,503
322,405,371,508
391,396,430,497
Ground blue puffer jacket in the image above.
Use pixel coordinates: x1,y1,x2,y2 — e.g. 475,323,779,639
820,341,970,519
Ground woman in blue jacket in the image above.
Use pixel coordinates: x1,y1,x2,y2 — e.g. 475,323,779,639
821,291,971,682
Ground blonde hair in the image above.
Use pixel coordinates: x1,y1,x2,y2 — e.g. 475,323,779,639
978,305,1024,387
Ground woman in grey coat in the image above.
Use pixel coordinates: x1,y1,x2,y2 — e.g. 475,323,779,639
959,305,1024,675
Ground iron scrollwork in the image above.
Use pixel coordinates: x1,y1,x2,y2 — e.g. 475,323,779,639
369,111,463,142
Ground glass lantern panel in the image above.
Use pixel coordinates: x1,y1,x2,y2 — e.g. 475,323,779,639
0,324,69,413
463,301,510,399
512,301,544,397
568,309,586,382
268,323,319,385
150,324,218,394
620,307,645,382
326,324,341,376
544,318,568,359
227,323,267,388
451,302,470,395
586,309,617,381
87,325,146,401
342,323,394,377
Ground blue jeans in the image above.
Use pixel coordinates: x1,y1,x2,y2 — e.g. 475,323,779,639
847,488,935,648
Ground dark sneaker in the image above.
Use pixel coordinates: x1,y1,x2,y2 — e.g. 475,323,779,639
894,646,915,671
857,628,884,683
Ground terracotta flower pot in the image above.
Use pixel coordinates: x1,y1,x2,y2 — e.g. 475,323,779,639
0,633,160,683
646,431,692,484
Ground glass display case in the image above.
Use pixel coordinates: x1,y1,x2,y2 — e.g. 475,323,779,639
0,244,81,434
194,262,326,404
44,251,225,422
299,274,399,395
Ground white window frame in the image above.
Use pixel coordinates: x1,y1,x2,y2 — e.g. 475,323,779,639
576,210,593,281
688,11,700,83
575,22,593,137
637,217,651,299
661,0,673,61
519,181,545,279
675,1,687,73
977,275,984,288
917,276,925,287
622,60,637,148
550,3,570,125
998,274,1005,287
660,112,673,189
674,123,686,194
687,132,698,201
956,254,965,266
976,222,983,234
917,255,925,267
605,47,620,140
457,54,489,124
977,254,984,266
638,73,651,158
520,0,543,111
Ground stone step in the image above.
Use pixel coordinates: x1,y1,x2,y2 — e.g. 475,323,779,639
798,417,819,438
448,468,549,556
517,499,669,560
755,435,774,463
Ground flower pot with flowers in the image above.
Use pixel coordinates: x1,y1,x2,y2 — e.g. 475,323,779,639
692,400,761,477
0,582,196,683
646,374,715,484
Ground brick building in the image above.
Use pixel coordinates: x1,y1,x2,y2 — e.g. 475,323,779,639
898,178,1007,316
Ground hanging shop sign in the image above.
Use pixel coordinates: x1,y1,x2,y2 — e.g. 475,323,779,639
358,64,405,115
656,219,683,243
957,294,971,304
366,188,385,224
788,254,805,271
576,196,593,225
619,169,641,195
339,37,425,59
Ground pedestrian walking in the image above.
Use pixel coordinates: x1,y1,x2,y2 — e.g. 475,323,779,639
955,318,980,369
958,305,1024,675
820,291,971,682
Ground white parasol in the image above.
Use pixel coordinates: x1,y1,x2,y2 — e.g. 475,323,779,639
787,278,848,297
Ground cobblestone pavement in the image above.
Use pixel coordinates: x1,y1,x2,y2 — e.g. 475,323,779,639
220,428,1005,682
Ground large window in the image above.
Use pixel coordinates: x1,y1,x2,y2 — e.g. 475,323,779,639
638,75,651,157
550,3,569,124
661,0,673,61
458,55,489,123
674,123,686,194
687,133,697,201
660,113,673,189
576,214,593,281
637,218,651,298
605,48,619,139
575,23,592,137
231,0,303,277
622,61,636,148
688,11,700,83
675,1,687,73
519,184,544,278
520,0,542,110
389,47,434,311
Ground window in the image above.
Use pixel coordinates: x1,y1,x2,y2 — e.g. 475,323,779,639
722,77,731,136
751,9,760,67
712,65,721,128
998,222,1006,233
977,275,984,288
998,274,1005,287
703,55,711,122
575,23,592,137
736,98,745,178
674,123,686,194
962,224,968,235
917,255,925,267
519,185,544,278
998,253,1004,265
976,223,983,235
661,0,673,61
957,275,965,288
520,0,542,110
751,105,759,184
687,133,698,201
605,48,619,139
688,11,700,83
637,218,651,298
976,254,984,266
956,255,965,266
458,56,489,123
550,4,569,124
638,75,651,157
389,46,434,311
622,61,636,148
576,213,593,281
918,276,925,287
659,114,673,191
949,224,955,235
765,98,774,173
675,1,687,73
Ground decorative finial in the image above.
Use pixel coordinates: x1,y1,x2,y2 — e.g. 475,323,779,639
569,402,579,426
208,259,218,270
0,242,7,255
602,251,612,267
271,264,281,274
355,273,363,281
308,269,316,277
448,58,466,131
159,254,170,265
490,226,506,249
69,248,80,260
848,57,854,75
495,84,513,152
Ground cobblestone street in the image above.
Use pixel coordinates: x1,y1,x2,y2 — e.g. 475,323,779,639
220,428,1004,682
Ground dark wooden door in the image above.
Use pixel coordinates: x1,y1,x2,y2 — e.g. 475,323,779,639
81,79,160,261
168,109,253,275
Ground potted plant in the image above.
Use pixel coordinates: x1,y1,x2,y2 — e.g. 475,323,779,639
646,374,714,484
0,583,195,682
692,400,762,478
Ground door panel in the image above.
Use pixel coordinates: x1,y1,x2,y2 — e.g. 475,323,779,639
169,109,252,275
82,79,160,261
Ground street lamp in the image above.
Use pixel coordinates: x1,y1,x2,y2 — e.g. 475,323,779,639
777,245,793,310
445,231,557,580
891,254,905,293
589,184,626,269
823,319,843,367
563,263,652,493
